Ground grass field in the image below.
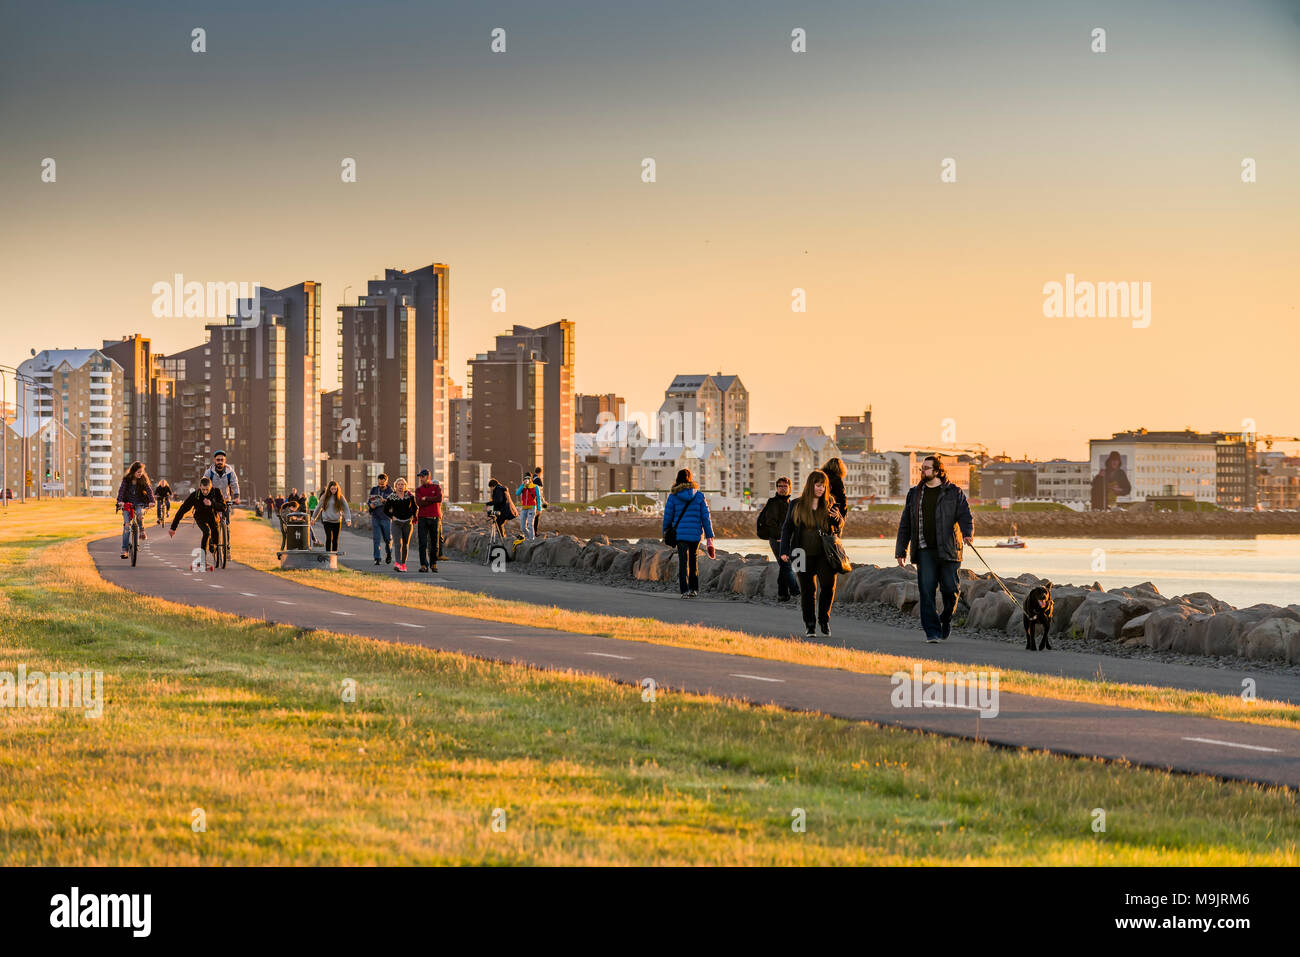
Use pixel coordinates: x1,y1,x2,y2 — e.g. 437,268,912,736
1,499,1297,865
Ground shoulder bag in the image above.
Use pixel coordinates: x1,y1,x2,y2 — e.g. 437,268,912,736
663,492,696,547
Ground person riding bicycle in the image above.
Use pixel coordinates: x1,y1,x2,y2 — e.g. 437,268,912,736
203,451,240,511
116,461,156,559
170,477,227,571
154,478,173,525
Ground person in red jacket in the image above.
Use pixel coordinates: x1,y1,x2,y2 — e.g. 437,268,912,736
414,468,443,573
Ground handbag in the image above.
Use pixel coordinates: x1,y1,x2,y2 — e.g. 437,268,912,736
663,492,695,547
820,527,851,574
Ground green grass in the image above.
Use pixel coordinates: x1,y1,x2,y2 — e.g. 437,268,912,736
1,500,1297,864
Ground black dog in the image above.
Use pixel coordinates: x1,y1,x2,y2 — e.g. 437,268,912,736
1023,582,1054,650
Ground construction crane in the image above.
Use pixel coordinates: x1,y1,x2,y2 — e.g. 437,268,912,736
902,443,992,468
1255,435,1300,451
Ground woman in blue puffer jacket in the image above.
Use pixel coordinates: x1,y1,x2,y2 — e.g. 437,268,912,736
661,468,716,598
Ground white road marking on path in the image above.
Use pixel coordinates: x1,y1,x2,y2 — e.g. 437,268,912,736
331,611,354,616
730,674,785,683
276,600,295,605
475,635,513,642
241,592,257,597
586,652,633,660
395,622,424,629
208,584,224,589
1183,736,1280,753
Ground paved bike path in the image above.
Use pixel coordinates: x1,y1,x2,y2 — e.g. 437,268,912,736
91,529,1300,789
338,527,1300,707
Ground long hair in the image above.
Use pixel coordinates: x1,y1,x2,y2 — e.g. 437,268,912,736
792,469,831,529
127,460,151,494
674,468,694,487
322,479,347,511
822,456,846,502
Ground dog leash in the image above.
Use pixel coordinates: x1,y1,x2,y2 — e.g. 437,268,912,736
966,541,1023,609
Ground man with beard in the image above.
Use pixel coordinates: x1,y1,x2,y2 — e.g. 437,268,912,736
895,454,974,643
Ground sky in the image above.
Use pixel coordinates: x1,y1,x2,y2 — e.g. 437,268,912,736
2,0,1298,459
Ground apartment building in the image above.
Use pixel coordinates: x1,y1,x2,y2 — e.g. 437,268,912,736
658,374,748,499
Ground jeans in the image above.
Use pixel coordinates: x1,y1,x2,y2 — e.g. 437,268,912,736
392,519,413,565
768,538,800,599
418,516,441,568
120,508,143,550
797,555,838,629
323,521,341,552
197,518,220,558
520,507,535,540
371,510,392,560
677,540,699,593
916,547,961,639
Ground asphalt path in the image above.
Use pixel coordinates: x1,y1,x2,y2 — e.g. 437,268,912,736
90,528,1300,789
341,526,1300,707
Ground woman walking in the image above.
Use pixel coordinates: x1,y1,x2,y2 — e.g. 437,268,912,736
115,461,156,559
383,477,418,572
779,469,844,638
661,468,715,598
822,456,850,518
311,480,352,552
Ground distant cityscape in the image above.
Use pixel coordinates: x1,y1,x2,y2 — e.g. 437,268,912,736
3,261,1298,511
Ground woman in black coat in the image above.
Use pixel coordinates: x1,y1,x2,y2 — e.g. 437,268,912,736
822,456,849,519
779,469,844,639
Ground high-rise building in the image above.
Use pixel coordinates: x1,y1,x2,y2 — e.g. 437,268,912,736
236,281,322,493
337,292,417,481
18,349,124,496
468,321,575,499
658,374,748,499
157,342,212,484
100,334,181,483
576,393,626,434
204,317,288,501
835,409,874,453
364,265,450,482
320,388,342,463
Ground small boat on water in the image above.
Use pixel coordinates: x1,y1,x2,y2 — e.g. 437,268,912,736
995,523,1027,548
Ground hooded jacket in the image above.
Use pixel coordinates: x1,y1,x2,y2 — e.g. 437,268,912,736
895,478,973,563
661,482,714,543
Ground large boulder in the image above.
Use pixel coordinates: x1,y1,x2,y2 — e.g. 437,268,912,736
1048,586,1093,635
967,592,1014,631
547,535,583,568
1143,603,1205,652
1237,617,1300,662
731,564,767,597
1182,607,1267,657
696,554,724,591
595,545,624,573
609,549,637,579
1067,593,1147,641
1173,592,1235,615
881,580,919,614
632,545,673,581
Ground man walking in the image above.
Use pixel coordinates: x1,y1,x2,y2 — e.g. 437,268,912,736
756,476,799,602
895,455,974,643
368,472,394,565
414,468,443,573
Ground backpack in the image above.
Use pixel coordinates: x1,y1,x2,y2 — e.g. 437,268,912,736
520,484,537,508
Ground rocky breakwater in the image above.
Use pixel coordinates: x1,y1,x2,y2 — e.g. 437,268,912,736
439,523,1300,666
516,507,1300,540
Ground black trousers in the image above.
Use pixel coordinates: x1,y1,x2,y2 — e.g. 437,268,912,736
418,516,441,568
197,519,220,557
797,555,838,628
677,540,699,593
323,521,341,552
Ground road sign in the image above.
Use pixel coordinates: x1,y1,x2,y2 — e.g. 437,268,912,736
43,482,65,491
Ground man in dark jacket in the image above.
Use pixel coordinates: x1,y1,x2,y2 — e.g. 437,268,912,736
367,473,394,565
895,455,974,643
756,477,799,601
488,479,517,537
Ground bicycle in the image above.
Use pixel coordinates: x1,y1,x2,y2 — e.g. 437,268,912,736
216,504,231,569
121,502,143,567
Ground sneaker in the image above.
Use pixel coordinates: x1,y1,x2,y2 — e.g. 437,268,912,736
689,590,698,597
941,621,951,640
140,529,147,541
386,552,393,564
681,592,691,599
926,636,941,644
804,624,816,638
374,559,381,566
777,594,790,602
820,623,831,637
430,565,438,573
419,565,428,573
121,551,129,559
